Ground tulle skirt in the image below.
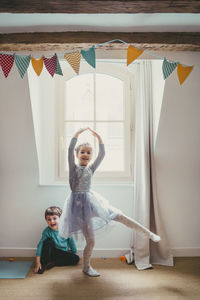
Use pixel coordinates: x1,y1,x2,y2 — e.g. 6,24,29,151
59,190,121,238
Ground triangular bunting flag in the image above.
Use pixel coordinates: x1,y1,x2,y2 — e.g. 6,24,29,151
0,54,14,78
14,54,31,78
127,45,143,66
162,58,178,80
43,54,57,77
81,46,96,68
177,64,194,85
55,54,63,76
64,51,81,74
31,56,43,76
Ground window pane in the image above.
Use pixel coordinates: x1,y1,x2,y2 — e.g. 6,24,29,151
64,123,95,172
65,74,94,120
96,122,124,171
96,74,124,120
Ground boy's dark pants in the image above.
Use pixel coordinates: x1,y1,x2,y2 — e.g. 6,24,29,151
40,238,80,268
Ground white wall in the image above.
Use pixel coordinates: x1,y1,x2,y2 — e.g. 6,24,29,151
0,51,200,257
0,64,133,257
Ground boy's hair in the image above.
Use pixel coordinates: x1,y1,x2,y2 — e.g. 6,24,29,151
75,143,92,154
45,206,62,219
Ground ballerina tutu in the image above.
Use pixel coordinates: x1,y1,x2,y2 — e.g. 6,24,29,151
59,190,121,238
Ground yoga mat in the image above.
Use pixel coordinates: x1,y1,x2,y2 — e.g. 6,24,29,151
0,261,33,279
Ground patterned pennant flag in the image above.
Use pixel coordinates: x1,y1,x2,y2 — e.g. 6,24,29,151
127,45,143,66
64,51,81,74
14,54,31,78
55,54,63,76
162,58,178,80
31,56,43,76
43,54,57,77
81,46,96,68
177,64,194,85
0,54,14,78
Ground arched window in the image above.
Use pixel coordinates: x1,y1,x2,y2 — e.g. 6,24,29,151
28,60,134,185
55,62,134,182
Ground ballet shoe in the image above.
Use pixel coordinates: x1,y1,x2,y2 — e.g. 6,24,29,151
83,266,100,277
149,233,161,242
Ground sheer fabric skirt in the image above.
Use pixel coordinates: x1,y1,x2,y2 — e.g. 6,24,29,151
59,190,121,238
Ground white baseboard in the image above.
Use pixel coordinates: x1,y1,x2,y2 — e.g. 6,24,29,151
0,247,200,258
171,247,200,257
77,248,131,258
0,248,36,257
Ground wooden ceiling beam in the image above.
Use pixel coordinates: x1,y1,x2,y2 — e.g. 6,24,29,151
0,32,200,51
0,0,200,13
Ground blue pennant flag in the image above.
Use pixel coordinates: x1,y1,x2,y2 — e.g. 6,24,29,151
162,58,178,80
81,46,96,68
55,54,63,76
14,54,31,78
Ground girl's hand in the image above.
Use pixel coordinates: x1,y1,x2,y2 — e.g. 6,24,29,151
73,128,89,138
88,128,103,143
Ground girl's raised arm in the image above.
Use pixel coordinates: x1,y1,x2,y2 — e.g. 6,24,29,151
68,128,88,171
88,128,105,173
73,128,89,139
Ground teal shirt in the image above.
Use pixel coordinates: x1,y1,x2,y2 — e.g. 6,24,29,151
36,226,77,256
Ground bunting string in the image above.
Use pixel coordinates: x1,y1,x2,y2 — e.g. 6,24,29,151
0,39,197,85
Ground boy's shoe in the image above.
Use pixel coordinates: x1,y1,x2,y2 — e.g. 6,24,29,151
37,265,45,274
37,261,55,274
46,261,56,270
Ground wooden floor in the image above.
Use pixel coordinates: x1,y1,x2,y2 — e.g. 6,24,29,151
0,257,200,300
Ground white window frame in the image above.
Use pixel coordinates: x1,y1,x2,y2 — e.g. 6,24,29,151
55,61,134,183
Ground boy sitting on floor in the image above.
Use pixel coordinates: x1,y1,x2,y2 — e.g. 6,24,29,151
34,206,79,274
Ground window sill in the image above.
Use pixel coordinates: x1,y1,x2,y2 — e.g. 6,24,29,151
38,182,134,187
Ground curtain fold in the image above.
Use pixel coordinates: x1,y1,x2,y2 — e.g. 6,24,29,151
133,60,173,270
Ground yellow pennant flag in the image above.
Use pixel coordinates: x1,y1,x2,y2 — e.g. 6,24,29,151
31,56,43,76
177,63,194,85
64,52,81,74
127,45,143,66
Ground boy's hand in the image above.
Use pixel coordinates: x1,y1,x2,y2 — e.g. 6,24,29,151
34,256,42,273
34,263,42,273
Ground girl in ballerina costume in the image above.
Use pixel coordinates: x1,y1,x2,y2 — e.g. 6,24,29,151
59,128,161,277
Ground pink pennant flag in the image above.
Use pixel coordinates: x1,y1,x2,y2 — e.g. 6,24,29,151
43,54,57,77
0,54,14,78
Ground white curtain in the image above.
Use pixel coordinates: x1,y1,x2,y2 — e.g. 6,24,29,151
133,61,173,270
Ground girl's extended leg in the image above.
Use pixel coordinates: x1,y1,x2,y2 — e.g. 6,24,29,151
113,214,161,242
82,223,100,277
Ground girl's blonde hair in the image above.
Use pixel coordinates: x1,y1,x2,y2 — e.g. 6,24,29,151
75,143,92,154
